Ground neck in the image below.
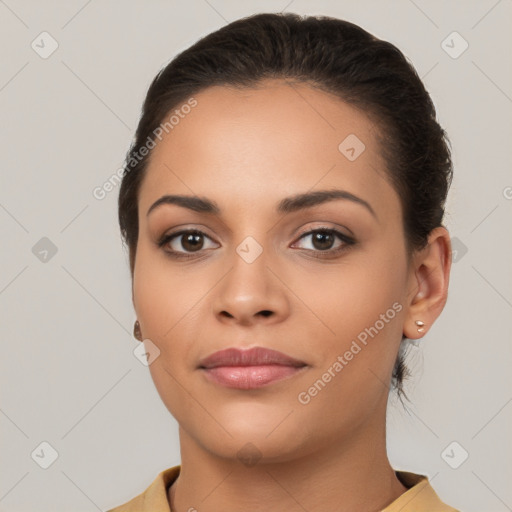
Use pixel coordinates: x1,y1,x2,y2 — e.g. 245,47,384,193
168,409,408,511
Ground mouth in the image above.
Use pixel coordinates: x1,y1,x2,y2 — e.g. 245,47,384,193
198,346,308,389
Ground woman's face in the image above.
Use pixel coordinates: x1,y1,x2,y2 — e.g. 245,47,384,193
133,79,417,461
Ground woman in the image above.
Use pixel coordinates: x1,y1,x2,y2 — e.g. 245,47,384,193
107,12,458,512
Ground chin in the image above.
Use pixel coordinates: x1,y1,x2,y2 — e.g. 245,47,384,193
190,411,316,463
203,432,312,466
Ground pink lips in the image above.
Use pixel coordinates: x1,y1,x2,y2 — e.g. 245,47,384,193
198,347,307,389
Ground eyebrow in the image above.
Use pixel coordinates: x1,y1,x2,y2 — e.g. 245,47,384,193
146,189,377,220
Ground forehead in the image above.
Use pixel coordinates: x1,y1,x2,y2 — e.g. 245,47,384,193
138,79,398,221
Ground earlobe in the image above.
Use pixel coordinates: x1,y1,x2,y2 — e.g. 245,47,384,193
403,227,452,340
133,320,143,341
415,320,425,333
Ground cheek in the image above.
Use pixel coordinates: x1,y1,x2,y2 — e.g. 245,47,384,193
133,243,192,338
290,261,405,431
132,243,212,384
298,255,404,338
296,244,406,385
133,248,200,419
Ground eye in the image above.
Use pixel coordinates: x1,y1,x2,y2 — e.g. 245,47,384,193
158,229,218,258
292,228,355,257
157,227,355,261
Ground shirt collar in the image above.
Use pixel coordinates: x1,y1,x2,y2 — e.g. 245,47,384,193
107,466,458,512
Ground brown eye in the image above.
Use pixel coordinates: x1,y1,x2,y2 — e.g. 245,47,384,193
291,228,356,259
180,232,205,252
158,229,219,258
310,231,336,250
294,229,353,251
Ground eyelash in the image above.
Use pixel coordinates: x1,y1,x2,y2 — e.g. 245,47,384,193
157,227,356,261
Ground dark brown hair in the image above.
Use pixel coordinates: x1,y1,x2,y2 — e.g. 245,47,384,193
118,12,453,401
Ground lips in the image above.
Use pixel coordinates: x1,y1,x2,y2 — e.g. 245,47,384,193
198,347,307,389
198,347,306,369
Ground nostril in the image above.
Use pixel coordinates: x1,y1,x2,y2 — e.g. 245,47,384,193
259,310,273,317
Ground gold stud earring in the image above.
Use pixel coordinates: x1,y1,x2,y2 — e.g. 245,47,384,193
133,320,143,341
415,320,425,333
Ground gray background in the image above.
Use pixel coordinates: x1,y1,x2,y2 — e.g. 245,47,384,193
1,1,511,511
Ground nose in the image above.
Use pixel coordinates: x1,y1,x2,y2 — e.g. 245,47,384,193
211,250,290,327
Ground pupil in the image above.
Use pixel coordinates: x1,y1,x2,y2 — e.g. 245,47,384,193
183,233,203,251
313,231,333,250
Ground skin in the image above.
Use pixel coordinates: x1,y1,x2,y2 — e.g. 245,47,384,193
132,79,452,511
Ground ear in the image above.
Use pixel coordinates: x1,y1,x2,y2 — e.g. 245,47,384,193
403,227,452,340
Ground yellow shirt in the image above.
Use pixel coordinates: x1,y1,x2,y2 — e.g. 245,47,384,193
106,465,460,512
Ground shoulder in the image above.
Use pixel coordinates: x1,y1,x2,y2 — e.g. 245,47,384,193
381,470,461,512
105,465,180,512
104,466,461,512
